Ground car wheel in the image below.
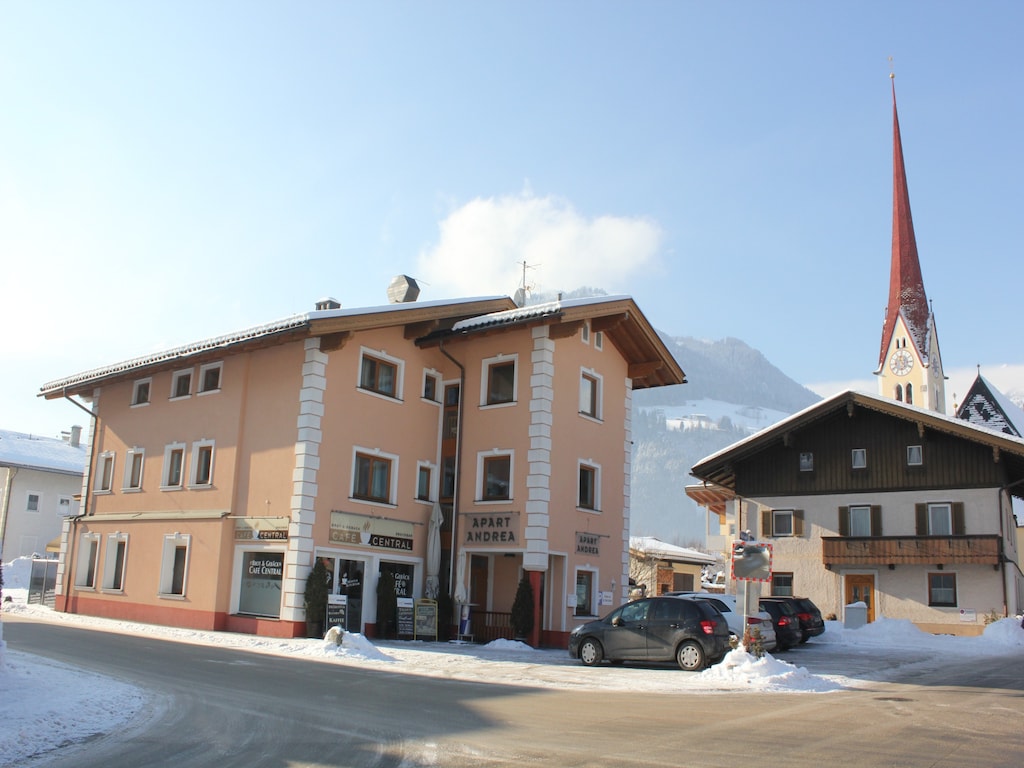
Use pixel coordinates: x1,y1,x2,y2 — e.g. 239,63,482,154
579,638,604,666
676,640,705,671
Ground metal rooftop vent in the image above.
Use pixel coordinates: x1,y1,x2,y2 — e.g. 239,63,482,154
315,297,341,311
387,275,420,304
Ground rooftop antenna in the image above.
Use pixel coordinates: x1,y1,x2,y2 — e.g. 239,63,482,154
513,259,537,307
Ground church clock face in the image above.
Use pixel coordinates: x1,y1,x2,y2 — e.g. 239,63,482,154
889,349,914,376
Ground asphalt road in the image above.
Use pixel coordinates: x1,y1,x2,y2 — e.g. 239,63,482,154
6,616,1024,768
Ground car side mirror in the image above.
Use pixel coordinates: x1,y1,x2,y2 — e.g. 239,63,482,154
611,616,623,627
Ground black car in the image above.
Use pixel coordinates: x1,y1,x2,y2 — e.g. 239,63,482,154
758,598,803,651
568,595,731,671
762,596,825,643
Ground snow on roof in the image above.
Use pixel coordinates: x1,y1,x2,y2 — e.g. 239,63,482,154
452,295,631,333
0,429,87,474
629,536,719,565
966,375,1024,437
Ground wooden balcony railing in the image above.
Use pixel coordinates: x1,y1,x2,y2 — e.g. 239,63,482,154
469,610,514,642
821,535,1001,567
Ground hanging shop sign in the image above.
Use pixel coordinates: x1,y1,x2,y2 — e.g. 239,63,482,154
575,532,601,556
234,517,290,541
462,512,520,545
330,511,414,551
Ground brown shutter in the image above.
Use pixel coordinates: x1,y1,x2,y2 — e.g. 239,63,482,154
952,502,965,535
761,509,772,538
838,506,849,537
870,505,883,537
915,503,928,535
793,509,804,537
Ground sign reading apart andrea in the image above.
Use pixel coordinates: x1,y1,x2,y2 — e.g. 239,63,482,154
463,512,520,545
330,511,413,552
234,517,289,541
575,532,600,556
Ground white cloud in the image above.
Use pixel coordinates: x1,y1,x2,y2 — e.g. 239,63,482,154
416,192,662,300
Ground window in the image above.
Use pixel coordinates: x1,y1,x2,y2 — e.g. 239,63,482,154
578,461,600,511
928,572,957,607
198,362,222,394
581,321,590,344
124,449,144,491
579,370,601,419
76,533,101,588
928,503,952,536
762,508,804,537
359,351,400,398
441,457,456,500
915,502,964,536
799,452,814,472
594,331,603,350
159,534,190,596
575,570,595,616
895,384,903,402
840,505,881,537
851,448,867,469
353,451,394,503
771,572,794,596
95,452,115,493
482,356,517,406
58,496,72,516
480,453,512,501
26,493,40,512
190,441,214,487
102,534,128,591
171,369,193,399
907,445,923,466
905,383,913,405
162,443,186,489
416,462,434,502
422,372,440,402
132,378,151,406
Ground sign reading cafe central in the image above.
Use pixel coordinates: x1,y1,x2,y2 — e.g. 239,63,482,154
464,512,520,545
330,511,414,552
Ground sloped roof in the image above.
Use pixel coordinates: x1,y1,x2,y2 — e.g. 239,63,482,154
956,374,1024,438
690,389,1024,498
0,429,87,475
629,536,718,565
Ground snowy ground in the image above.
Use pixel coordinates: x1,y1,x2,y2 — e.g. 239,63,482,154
2,555,1023,768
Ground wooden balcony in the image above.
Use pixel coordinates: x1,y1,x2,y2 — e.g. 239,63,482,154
822,535,1002,567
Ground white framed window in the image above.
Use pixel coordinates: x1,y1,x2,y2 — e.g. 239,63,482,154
131,378,152,407
851,448,867,469
594,331,604,350
579,368,602,420
928,503,952,536
159,533,190,596
907,445,923,466
171,369,193,400
25,492,41,512
477,450,513,502
76,533,101,588
574,569,597,617
189,440,215,487
480,354,517,407
578,460,601,511
58,496,73,516
161,443,187,489
849,505,872,537
352,447,398,505
416,461,435,502
799,452,814,472
102,533,129,591
422,370,441,403
358,348,404,400
581,321,591,344
773,509,794,536
95,452,115,493
198,362,222,394
123,448,145,491
928,572,957,607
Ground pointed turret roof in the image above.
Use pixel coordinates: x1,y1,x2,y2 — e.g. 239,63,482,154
956,372,1024,438
878,77,930,369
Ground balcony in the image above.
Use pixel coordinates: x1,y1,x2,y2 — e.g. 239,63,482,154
822,535,1001,567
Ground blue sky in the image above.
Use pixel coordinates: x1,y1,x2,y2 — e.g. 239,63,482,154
3,2,1022,437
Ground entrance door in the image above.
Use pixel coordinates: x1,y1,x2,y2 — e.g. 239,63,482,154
338,559,365,632
844,574,875,623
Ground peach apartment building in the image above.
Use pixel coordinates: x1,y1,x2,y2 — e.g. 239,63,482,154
40,291,684,645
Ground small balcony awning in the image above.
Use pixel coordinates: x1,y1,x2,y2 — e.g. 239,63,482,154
685,484,735,517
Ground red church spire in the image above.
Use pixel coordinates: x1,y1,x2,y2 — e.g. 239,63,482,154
878,75,930,369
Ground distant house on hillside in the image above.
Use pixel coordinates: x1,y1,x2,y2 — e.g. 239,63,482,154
1,427,86,559
629,536,718,595
688,390,1024,636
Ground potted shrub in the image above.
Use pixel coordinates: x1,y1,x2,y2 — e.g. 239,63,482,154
304,558,330,638
510,574,535,642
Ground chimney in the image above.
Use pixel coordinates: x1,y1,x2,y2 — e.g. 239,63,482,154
70,425,82,448
315,297,341,311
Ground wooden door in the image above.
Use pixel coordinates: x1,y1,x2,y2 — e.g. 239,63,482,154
844,574,875,623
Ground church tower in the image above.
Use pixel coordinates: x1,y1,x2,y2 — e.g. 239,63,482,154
875,76,946,413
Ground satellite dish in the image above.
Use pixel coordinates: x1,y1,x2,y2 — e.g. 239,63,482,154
387,275,420,304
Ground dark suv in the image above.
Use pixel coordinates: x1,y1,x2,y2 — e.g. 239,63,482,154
762,596,825,643
758,598,803,651
568,595,730,671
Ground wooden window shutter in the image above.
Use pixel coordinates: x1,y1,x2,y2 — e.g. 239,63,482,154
838,506,850,537
793,509,804,537
761,509,772,537
952,502,965,535
915,503,928,535
870,505,882,537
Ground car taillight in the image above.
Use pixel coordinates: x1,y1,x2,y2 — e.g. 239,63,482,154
746,617,762,625
700,619,715,635
778,616,791,626
798,612,810,622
